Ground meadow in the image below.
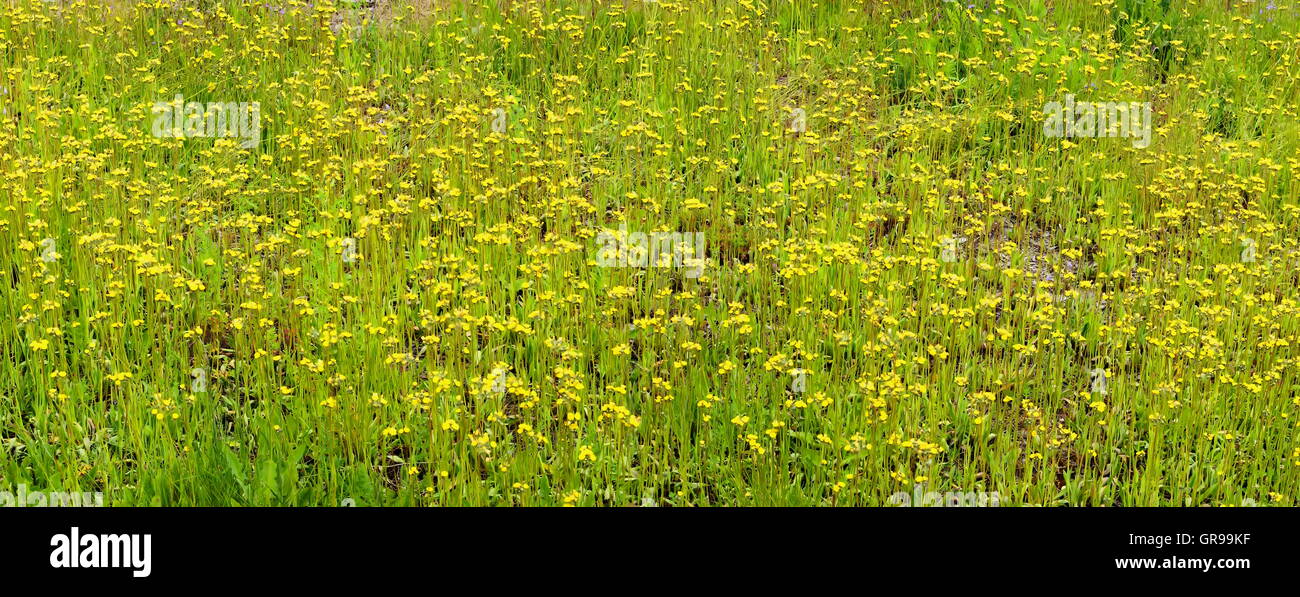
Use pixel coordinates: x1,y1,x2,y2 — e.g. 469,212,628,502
1,0,1299,506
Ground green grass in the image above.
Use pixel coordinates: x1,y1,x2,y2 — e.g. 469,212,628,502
1,0,1299,506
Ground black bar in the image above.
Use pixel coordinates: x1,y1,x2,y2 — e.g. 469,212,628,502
2,507,1285,587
